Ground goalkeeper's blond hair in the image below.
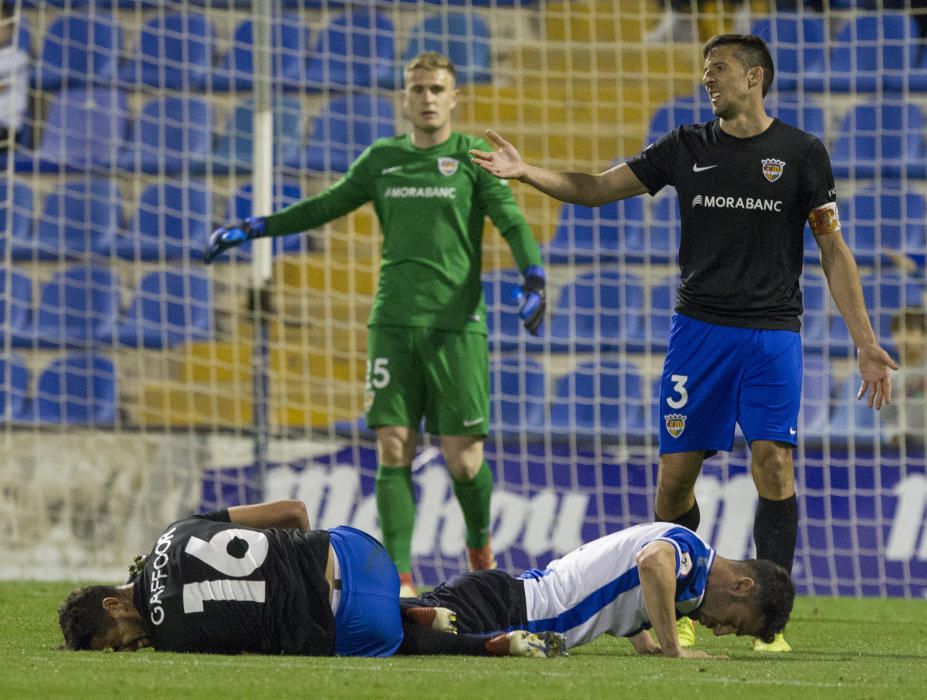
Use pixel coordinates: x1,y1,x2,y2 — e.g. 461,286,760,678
403,51,457,84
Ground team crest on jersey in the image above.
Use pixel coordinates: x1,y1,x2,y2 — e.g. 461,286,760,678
665,413,687,438
761,158,786,182
438,157,459,176
679,552,693,575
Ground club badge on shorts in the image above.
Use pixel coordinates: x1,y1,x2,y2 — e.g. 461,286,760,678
664,413,687,438
761,158,785,182
438,157,459,176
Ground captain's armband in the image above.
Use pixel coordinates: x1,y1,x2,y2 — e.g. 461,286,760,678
808,202,841,236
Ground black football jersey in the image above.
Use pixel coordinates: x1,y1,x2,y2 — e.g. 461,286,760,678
132,511,335,655
627,119,836,330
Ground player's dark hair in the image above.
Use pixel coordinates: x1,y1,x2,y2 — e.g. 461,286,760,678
743,559,795,643
404,51,457,83
703,34,775,97
58,585,120,650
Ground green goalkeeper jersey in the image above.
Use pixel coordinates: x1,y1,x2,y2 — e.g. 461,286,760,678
264,132,542,333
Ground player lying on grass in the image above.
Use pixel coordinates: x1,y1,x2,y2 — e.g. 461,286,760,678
58,500,565,658
401,522,795,659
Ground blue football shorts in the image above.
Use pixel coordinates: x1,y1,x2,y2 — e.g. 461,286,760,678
327,526,403,657
658,314,802,455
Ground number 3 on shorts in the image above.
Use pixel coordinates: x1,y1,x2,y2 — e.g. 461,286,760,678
367,357,391,390
666,374,689,410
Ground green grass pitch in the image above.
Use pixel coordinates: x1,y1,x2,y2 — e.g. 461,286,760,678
2,581,926,699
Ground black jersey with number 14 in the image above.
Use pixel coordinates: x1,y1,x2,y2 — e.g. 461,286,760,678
627,119,837,331
132,511,335,655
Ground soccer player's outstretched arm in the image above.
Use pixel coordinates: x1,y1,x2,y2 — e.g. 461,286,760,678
636,542,722,659
814,210,898,409
469,130,648,207
227,500,311,530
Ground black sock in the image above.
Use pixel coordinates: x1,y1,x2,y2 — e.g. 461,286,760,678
753,494,798,575
656,500,700,532
395,621,492,656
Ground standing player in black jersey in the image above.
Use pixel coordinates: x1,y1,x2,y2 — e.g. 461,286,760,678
57,500,565,658
470,34,897,653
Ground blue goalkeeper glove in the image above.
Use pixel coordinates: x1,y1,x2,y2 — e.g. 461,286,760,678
518,265,546,335
203,216,266,264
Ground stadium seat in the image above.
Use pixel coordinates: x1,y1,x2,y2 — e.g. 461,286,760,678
399,12,492,85
629,189,680,264
300,94,395,173
119,96,214,174
0,268,33,348
800,271,829,354
545,197,645,264
212,15,312,91
750,14,827,93
31,352,117,426
35,14,123,90
645,92,714,147
36,87,129,172
305,8,395,90
489,357,546,437
643,274,678,353
214,96,303,174
0,180,34,261
550,359,648,443
221,182,307,259
33,265,121,348
0,354,30,423
839,186,927,269
826,371,879,445
800,353,832,440
117,269,213,348
548,270,646,353
830,102,927,179
767,94,826,141
116,181,211,261
482,268,525,352
118,13,216,89
33,179,121,260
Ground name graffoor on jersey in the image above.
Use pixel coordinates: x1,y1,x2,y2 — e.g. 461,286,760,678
148,526,177,626
691,194,783,212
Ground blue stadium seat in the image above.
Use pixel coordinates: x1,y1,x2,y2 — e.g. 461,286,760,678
305,8,394,90
0,180,34,261
214,96,303,174
119,96,214,174
489,357,546,437
399,12,492,85
830,102,927,179
212,15,311,91
300,94,395,173
33,179,121,260
118,13,216,89
812,14,914,93
800,271,829,354
767,94,826,141
643,273,678,353
839,186,927,270
117,269,213,348
545,197,645,264
221,182,307,259
0,268,33,348
827,371,878,445
550,359,648,442
31,353,117,426
33,265,121,348
482,268,524,352
800,354,832,440
35,14,123,90
116,181,211,261
548,270,646,353
631,189,680,264
0,354,30,423
645,92,714,147
750,14,827,93
36,88,129,172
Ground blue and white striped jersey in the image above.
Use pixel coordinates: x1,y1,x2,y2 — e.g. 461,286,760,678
518,522,715,649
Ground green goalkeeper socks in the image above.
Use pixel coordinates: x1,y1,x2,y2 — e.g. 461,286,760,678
375,465,416,573
452,461,493,548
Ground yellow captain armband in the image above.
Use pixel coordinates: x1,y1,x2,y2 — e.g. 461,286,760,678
808,202,841,236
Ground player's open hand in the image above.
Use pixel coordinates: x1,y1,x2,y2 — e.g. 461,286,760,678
469,130,527,180
856,343,898,409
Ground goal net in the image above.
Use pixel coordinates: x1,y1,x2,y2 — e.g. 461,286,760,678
1,0,924,597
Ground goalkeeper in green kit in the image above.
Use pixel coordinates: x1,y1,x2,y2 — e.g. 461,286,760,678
204,52,545,596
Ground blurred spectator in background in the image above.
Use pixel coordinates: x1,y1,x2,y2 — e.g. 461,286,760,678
0,2,28,152
883,308,926,447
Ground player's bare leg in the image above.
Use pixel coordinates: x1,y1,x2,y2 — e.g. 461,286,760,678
443,435,497,570
376,425,419,596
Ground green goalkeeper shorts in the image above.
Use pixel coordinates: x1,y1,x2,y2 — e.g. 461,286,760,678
365,325,489,436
